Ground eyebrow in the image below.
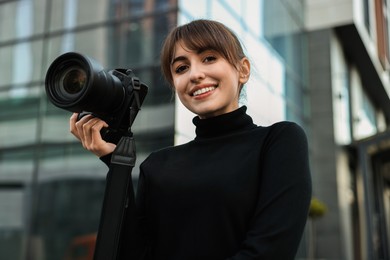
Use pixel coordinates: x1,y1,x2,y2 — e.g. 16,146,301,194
171,55,187,65
171,48,211,65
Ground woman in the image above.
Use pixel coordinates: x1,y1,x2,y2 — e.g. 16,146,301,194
70,19,312,259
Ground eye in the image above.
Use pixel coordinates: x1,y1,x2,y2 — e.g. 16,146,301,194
204,55,217,63
174,64,188,74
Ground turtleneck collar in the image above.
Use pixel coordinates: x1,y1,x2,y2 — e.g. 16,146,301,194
192,106,256,140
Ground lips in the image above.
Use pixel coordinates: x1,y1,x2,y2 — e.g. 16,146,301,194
192,86,216,97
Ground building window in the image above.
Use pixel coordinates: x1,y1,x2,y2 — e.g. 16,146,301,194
375,0,390,69
363,0,370,32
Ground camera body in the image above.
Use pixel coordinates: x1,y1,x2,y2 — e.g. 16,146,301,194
45,52,148,143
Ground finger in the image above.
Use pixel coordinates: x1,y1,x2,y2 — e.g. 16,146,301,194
84,120,108,151
90,120,109,145
88,121,115,157
81,117,102,146
74,114,94,140
70,113,81,140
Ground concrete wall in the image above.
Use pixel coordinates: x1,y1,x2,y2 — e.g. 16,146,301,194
305,0,354,30
307,28,345,259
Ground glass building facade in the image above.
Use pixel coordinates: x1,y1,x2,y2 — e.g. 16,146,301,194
0,0,309,259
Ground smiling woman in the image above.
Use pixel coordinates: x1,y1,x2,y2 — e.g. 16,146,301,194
160,19,248,88
168,44,249,118
70,19,312,260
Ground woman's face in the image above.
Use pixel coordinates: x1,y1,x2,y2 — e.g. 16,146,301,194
171,41,249,119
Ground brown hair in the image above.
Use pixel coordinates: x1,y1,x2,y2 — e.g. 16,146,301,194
160,19,247,87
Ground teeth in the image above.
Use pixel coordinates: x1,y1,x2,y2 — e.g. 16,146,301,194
193,87,216,96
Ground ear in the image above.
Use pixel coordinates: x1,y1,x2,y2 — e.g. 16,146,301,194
238,57,250,85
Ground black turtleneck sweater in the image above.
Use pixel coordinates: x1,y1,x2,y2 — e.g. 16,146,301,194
105,106,311,260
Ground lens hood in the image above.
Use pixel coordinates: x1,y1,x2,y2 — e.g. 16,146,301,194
45,52,125,113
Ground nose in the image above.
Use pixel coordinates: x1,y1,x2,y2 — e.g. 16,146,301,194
189,64,206,83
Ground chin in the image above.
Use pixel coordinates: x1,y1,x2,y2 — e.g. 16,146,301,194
187,102,229,119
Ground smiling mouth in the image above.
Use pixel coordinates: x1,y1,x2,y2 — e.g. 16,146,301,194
192,86,216,97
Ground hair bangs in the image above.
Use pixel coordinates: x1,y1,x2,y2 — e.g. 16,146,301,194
160,19,246,87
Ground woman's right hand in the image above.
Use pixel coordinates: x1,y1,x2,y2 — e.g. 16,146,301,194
70,113,116,157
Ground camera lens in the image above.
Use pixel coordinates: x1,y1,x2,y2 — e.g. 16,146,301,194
61,67,87,95
49,61,89,105
45,52,126,113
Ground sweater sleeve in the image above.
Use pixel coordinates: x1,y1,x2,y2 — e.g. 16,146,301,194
99,153,112,167
227,122,312,260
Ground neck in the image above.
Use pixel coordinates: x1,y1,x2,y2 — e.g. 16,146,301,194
193,106,256,140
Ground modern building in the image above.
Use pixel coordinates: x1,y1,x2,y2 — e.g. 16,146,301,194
0,0,389,259
1,0,177,259
304,0,390,259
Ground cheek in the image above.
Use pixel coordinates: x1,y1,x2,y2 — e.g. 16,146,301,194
173,77,185,93
227,74,241,91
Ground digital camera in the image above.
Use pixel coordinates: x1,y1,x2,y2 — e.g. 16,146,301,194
45,52,148,143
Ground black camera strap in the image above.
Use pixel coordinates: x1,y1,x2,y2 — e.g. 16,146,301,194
93,135,137,260
93,74,147,260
